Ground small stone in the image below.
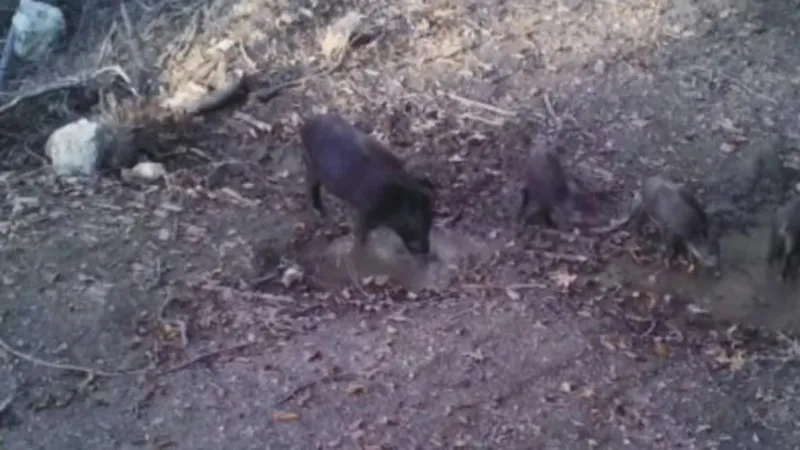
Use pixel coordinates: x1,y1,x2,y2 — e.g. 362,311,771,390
593,59,606,74
129,162,167,182
281,266,304,288
157,228,171,241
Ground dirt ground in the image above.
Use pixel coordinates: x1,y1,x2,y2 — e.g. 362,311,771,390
4,0,800,448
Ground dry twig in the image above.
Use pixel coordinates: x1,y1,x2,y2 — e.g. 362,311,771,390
274,371,356,407
543,93,560,129
0,335,126,377
0,27,15,90
152,342,254,377
0,386,15,415
194,281,296,305
1,325,253,378
535,250,588,263
462,282,547,290
445,91,517,118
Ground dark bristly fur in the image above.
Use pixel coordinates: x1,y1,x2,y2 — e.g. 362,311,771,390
299,113,435,256
766,196,800,281
517,146,574,228
592,176,720,270
636,176,720,269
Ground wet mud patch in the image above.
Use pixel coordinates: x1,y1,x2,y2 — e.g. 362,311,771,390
704,225,800,332
298,226,496,291
596,223,800,333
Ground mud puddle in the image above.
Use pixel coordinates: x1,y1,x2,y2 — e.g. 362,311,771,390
596,225,800,333
300,226,497,291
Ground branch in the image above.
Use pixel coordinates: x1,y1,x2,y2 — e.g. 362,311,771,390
0,65,133,116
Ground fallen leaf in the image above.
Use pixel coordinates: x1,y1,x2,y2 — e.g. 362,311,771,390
579,387,595,399
696,424,712,433
717,117,744,134
600,335,617,351
346,383,366,396
505,288,520,300
273,410,300,422
559,381,573,393
550,270,577,289
653,341,671,358
448,154,465,162
719,142,737,153
303,349,322,362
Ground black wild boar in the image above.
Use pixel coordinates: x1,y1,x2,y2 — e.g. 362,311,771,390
593,176,721,270
766,196,800,281
300,113,435,256
518,146,578,228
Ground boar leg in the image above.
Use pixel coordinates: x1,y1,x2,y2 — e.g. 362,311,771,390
539,208,556,228
766,224,784,268
781,251,794,281
661,233,682,269
306,173,326,216
354,213,379,248
630,208,647,236
781,235,798,281
517,187,531,223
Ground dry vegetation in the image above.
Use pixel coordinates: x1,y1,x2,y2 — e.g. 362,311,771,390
3,0,800,448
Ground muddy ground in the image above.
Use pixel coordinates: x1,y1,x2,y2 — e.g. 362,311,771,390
4,0,800,448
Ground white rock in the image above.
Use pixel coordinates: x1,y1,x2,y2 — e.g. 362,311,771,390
10,0,66,61
45,119,104,176
281,266,304,288
129,162,167,182
45,118,133,177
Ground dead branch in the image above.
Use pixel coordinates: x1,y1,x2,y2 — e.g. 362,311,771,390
0,386,15,415
274,371,356,407
534,250,588,263
0,65,133,116
543,93,561,130
152,342,254,377
0,26,15,90
0,334,127,377
193,281,296,305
